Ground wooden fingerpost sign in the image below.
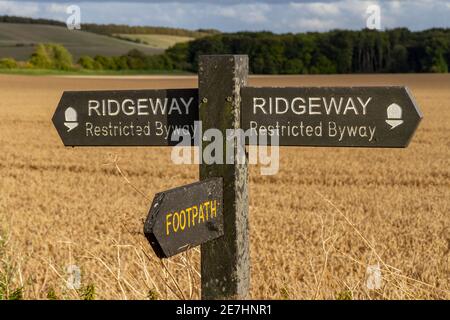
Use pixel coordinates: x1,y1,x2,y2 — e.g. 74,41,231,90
198,55,250,300
52,53,423,301
144,178,224,259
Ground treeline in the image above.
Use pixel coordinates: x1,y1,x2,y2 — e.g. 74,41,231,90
0,15,218,38
82,24,219,38
166,28,450,74
77,50,173,71
47,27,450,73
1,24,449,74
0,15,65,27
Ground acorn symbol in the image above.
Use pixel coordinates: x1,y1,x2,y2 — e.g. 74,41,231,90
64,107,79,132
385,103,404,129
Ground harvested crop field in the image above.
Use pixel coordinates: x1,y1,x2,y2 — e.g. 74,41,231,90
0,73,448,300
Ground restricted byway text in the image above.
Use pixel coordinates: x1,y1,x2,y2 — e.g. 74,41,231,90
249,121,377,142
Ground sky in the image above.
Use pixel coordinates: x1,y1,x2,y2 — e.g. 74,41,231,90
0,0,449,33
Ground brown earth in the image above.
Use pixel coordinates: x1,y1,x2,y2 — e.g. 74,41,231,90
0,73,448,300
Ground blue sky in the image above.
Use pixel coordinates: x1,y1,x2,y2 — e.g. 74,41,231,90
1,1,449,32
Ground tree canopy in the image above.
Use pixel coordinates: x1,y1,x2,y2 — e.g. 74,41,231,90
166,28,450,74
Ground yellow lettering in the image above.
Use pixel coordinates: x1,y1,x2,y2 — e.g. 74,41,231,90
173,211,179,233
166,213,172,235
192,206,198,226
179,210,186,231
165,200,219,235
203,201,210,220
186,207,192,228
199,204,205,223
211,200,217,218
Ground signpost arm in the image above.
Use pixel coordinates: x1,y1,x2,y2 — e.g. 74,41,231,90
198,55,250,299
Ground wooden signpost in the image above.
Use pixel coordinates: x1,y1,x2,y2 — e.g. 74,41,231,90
198,55,250,300
52,54,423,300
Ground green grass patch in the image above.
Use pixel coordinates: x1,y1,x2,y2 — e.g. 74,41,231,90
78,284,96,300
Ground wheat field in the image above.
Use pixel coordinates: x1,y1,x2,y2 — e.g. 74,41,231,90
0,73,448,300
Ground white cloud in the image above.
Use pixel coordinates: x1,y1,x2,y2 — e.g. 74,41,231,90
290,18,337,31
389,0,402,11
46,3,67,14
0,0,39,16
290,2,341,16
214,4,270,24
216,6,236,18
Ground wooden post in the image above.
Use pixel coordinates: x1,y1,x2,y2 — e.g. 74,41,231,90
198,55,250,299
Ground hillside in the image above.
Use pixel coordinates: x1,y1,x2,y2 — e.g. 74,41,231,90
115,34,194,50
0,15,219,38
0,23,164,61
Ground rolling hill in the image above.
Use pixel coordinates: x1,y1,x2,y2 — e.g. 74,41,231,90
115,34,194,50
0,23,164,61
